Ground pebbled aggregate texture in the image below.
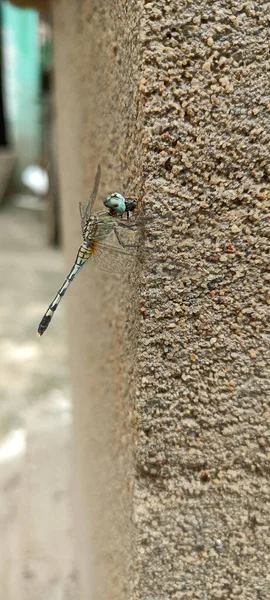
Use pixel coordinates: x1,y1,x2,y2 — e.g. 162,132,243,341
128,1,270,599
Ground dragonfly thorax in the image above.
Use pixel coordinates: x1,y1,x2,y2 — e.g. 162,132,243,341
82,216,98,243
83,213,116,246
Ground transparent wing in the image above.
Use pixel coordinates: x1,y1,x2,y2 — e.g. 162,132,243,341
114,223,139,249
92,241,135,274
79,201,85,221
80,165,101,231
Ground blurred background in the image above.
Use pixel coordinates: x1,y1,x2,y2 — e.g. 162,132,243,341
0,2,77,597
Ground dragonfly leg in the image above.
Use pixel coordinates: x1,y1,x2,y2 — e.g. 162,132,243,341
114,227,128,249
118,209,154,229
117,220,137,231
114,226,140,250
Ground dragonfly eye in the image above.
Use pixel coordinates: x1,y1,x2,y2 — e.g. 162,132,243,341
104,193,126,215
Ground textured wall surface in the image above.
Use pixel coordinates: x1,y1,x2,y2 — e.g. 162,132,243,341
53,0,270,599
132,2,270,600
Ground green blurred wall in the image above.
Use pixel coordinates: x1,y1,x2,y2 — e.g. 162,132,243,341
1,1,41,186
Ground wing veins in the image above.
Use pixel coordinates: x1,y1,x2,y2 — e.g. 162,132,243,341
92,240,135,274
80,165,101,230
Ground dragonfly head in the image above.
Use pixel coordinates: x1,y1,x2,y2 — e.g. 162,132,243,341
104,193,138,218
104,192,126,215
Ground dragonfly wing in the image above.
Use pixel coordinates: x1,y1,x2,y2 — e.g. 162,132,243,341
88,164,101,215
114,223,139,249
92,241,134,274
80,165,101,231
79,201,85,222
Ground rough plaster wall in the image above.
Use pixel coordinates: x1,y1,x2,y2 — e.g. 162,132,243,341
53,0,270,599
134,2,270,599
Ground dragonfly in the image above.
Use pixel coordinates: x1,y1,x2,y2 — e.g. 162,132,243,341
37,165,139,336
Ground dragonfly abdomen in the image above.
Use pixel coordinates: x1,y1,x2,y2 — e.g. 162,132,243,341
37,243,93,336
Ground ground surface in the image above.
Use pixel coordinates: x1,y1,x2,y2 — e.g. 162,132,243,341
0,199,77,599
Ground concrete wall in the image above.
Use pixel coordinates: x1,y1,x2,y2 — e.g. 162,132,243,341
53,1,270,599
